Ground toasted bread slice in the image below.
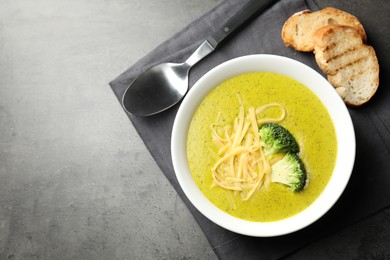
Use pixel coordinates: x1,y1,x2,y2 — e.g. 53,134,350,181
282,7,366,52
313,25,379,106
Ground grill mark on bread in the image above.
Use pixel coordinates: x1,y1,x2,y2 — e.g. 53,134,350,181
333,56,366,74
325,46,360,63
330,62,377,86
321,44,371,75
336,57,367,73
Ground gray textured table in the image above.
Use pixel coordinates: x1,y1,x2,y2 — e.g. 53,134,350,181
0,0,389,259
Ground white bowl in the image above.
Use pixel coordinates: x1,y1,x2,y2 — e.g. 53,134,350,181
171,54,355,237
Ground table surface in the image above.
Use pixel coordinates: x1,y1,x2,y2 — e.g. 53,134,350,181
1,0,389,259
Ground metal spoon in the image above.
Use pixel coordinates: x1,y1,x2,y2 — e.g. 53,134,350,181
123,0,276,117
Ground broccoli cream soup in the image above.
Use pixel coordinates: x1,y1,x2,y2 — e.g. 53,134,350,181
186,72,337,222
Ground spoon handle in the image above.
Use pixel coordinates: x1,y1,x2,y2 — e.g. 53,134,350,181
207,0,276,49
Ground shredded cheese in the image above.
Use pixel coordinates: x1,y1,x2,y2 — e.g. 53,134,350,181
211,97,286,201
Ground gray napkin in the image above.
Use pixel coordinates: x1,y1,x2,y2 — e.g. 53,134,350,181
110,0,390,259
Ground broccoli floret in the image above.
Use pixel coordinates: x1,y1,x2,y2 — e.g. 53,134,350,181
271,153,307,192
258,123,299,156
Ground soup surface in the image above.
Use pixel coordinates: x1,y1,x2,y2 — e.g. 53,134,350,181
186,72,337,222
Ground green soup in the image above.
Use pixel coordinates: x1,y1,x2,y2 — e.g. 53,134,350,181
187,72,337,222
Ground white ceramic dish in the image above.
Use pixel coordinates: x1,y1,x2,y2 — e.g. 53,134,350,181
171,54,355,237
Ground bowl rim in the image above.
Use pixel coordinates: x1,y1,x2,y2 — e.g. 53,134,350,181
171,54,355,237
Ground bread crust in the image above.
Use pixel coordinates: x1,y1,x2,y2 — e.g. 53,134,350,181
282,7,366,52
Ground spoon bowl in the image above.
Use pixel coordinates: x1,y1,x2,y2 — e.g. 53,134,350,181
122,62,190,116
